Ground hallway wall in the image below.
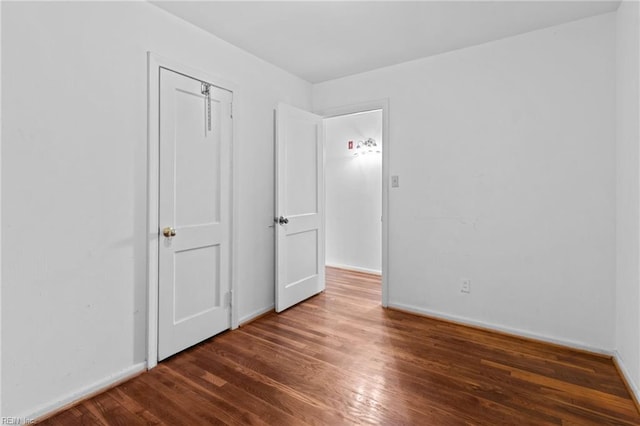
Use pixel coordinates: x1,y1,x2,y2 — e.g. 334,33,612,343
325,111,382,274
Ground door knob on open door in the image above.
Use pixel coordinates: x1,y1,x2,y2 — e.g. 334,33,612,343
162,227,176,237
278,216,289,225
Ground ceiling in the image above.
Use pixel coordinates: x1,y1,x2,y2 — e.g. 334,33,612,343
152,1,620,83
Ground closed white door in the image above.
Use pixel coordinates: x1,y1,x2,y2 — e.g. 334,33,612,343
158,68,233,360
275,103,325,312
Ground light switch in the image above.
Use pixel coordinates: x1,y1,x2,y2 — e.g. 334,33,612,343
391,175,399,188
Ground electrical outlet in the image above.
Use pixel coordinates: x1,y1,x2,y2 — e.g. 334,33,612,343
461,279,471,294
391,175,400,188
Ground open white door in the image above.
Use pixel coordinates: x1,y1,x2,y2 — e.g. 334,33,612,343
275,103,325,312
158,68,233,360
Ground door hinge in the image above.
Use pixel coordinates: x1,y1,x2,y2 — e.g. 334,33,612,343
224,290,233,308
230,102,233,119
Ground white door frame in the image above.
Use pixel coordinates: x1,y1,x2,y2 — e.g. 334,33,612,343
315,99,390,307
146,52,240,369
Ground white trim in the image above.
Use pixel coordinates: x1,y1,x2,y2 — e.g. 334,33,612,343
0,0,3,416
388,301,614,357
613,350,640,405
239,304,275,326
147,52,240,369
27,363,146,423
230,84,240,331
326,263,381,276
315,99,390,308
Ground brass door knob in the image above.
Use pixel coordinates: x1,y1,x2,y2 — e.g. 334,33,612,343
278,216,289,225
162,227,176,237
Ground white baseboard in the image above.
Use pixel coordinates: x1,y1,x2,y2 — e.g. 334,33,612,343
326,263,381,276
388,302,613,357
239,304,274,326
613,350,640,407
24,362,146,422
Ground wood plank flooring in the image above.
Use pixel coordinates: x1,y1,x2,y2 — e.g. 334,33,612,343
40,267,640,425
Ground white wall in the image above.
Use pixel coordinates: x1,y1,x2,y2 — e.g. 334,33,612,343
325,111,382,274
314,13,617,352
615,0,640,401
0,1,3,418
1,2,311,418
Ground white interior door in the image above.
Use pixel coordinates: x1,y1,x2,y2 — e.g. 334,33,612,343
158,68,233,360
275,103,325,312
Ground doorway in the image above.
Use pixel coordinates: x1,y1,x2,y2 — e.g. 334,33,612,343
319,100,389,307
324,110,383,276
274,100,389,311
147,53,239,368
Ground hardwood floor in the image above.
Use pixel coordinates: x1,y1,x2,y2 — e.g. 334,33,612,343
40,267,640,425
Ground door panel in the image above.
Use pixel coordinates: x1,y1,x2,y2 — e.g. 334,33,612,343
158,68,232,360
286,230,318,284
285,119,318,216
174,244,220,323
174,90,222,226
275,103,325,312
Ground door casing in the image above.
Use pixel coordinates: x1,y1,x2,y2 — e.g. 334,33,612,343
316,100,390,308
146,52,240,369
